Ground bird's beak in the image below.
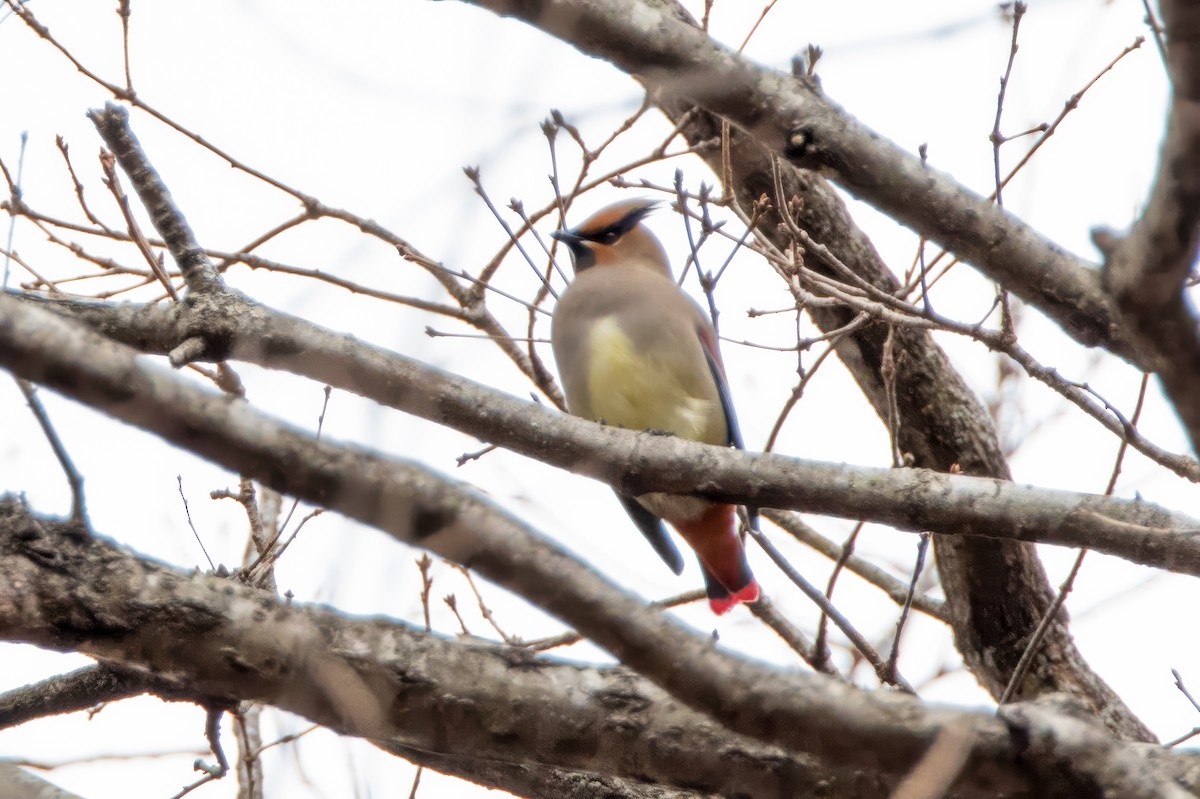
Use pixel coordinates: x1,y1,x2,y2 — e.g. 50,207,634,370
551,227,594,272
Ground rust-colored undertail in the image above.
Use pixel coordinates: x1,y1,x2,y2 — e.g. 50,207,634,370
672,503,759,615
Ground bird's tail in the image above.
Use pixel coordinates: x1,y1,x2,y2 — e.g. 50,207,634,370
703,568,760,615
675,504,759,615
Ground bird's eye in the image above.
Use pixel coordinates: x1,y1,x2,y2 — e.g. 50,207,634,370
599,230,620,244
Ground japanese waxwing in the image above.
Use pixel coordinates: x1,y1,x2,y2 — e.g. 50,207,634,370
550,199,760,615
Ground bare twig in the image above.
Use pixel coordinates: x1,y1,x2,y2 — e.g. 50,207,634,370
2,130,28,291
55,136,114,233
443,594,471,636
168,707,229,799
466,167,558,299
812,522,863,669
763,510,947,622
15,378,86,526
117,0,133,94
417,554,434,633
736,0,782,54
1141,0,1168,66
451,565,513,643
1166,669,1200,747
176,476,216,571
747,595,839,675
406,766,425,799
910,34,1144,294
886,532,931,684
233,706,266,799
990,2,1027,207
522,590,705,651
1000,373,1151,705
745,525,914,692
993,35,1144,201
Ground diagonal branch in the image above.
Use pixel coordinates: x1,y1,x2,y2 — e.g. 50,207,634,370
0,664,221,729
88,108,223,296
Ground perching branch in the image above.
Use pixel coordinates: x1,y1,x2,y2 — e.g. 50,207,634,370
8,291,1199,576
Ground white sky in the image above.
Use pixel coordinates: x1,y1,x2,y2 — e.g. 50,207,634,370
1,1,1196,797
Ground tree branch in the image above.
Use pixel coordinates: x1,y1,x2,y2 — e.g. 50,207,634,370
4,499,1199,798
999,701,1194,799
87,107,223,296
0,664,222,729
0,500,825,798
0,664,710,799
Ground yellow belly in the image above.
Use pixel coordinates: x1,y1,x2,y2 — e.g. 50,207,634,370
586,317,712,441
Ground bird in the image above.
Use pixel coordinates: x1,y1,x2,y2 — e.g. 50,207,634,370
549,199,760,615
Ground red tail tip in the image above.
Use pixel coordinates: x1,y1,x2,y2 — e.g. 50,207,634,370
708,581,760,615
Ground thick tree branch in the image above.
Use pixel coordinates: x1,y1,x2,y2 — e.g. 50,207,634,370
376,743,722,799
4,499,1199,798
87,106,223,295
0,667,708,799
999,702,1194,799
0,500,826,798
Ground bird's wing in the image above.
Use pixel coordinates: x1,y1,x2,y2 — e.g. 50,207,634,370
616,493,685,575
696,324,743,449
697,324,760,536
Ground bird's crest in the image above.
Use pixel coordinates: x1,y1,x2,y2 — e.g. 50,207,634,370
572,200,658,245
